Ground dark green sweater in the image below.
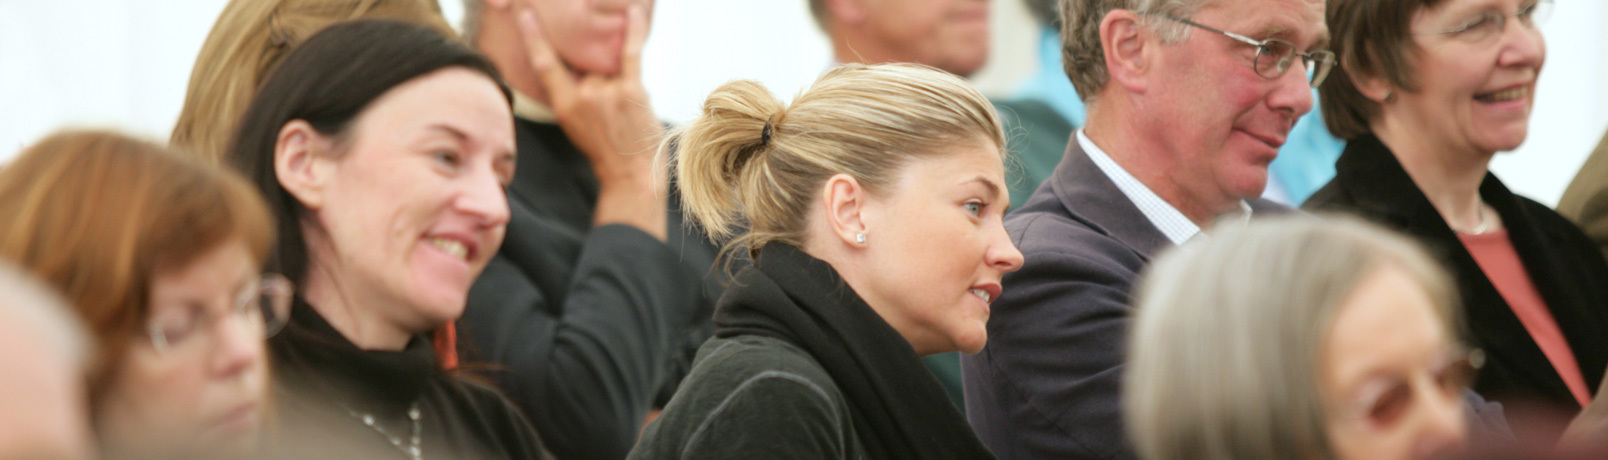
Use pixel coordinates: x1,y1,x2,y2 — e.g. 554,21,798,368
628,335,866,460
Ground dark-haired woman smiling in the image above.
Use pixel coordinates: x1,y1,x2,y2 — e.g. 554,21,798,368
227,19,548,459
1307,0,1608,438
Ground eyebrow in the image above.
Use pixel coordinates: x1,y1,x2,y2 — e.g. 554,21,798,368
963,175,1002,197
426,123,470,142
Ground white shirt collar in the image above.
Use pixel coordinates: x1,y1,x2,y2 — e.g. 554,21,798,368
1077,129,1252,245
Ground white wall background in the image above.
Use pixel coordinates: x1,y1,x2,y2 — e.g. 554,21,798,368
1,0,1603,205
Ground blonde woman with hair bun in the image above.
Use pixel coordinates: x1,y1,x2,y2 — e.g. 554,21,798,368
629,63,1022,460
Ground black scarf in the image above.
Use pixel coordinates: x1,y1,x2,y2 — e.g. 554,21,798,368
713,244,996,460
270,298,438,418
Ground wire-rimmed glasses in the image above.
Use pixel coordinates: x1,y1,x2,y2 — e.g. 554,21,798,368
1152,13,1337,88
147,274,294,355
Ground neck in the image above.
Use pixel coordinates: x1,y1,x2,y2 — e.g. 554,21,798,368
1085,104,1235,228
1371,116,1491,231
477,11,553,107
831,29,910,71
301,231,412,351
798,222,945,356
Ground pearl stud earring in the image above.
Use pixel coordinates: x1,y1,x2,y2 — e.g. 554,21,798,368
855,233,866,244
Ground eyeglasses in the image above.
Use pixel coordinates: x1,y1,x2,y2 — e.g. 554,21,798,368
1152,13,1336,88
1335,348,1484,428
1417,0,1552,43
146,274,294,355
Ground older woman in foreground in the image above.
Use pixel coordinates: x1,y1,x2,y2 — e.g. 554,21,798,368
1126,216,1473,460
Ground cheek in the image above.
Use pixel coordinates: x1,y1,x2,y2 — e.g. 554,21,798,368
101,354,204,427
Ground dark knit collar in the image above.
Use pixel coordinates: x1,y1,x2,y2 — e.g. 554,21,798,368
714,243,996,460
269,297,437,417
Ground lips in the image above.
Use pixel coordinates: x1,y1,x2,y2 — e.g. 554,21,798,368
1475,86,1529,103
1239,129,1287,150
212,401,260,434
969,283,1002,304
425,234,476,262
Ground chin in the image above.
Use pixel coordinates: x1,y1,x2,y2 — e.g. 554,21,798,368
952,328,989,355
411,289,470,326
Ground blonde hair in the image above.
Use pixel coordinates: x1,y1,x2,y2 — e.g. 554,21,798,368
673,63,1006,260
1125,215,1459,460
170,0,453,164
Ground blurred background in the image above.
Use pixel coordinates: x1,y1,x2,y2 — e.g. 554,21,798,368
1,0,1604,204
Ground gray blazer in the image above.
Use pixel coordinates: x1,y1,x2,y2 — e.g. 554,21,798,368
961,139,1287,460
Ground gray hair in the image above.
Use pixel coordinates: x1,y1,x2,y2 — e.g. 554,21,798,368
1124,215,1459,460
1058,0,1206,103
0,262,91,371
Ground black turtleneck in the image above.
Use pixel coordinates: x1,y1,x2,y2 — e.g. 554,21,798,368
268,299,552,460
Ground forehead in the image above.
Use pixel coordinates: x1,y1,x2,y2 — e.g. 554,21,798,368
1323,265,1449,383
1418,0,1521,19
348,68,514,148
1197,0,1328,46
896,140,1005,185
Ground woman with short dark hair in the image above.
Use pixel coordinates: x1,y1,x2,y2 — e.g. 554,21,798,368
1308,0,1608,438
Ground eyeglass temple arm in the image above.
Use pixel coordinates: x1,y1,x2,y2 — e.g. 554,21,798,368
1155,12,1265,47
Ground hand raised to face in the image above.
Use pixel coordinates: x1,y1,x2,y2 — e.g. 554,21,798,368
517,5,667,241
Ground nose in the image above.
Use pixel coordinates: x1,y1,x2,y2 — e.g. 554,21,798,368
1497,15,1546,70
211,313,265,378
986,223,1024,273
1410,383,1470,459
458,168,512,229
1266,64,1317,120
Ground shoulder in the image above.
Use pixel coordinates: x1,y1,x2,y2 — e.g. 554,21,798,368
1508,194,1603,254
633,336,854,460
1005,208,1148,282
680,336,840,402
435,376,551,457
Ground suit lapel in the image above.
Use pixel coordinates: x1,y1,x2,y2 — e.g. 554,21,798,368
1049,140,1174,260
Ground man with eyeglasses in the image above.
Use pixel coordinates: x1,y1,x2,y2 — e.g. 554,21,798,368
960,0,1327,458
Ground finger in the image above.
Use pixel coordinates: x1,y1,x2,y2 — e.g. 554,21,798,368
516,9,577,102
619,5,649,81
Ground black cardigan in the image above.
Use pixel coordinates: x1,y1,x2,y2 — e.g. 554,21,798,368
269,300,551,459
457,118,720,460
1305,135,1608,417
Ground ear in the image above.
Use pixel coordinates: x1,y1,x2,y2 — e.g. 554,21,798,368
1347,66,1394,103
825,0,868,27
821,174,871,248
1099,9,1152,95
274,120,337,212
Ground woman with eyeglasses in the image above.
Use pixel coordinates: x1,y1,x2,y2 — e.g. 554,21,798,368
228,19,549,459
1306,0,1608,437
1127,216,1474,460
0,130,286,460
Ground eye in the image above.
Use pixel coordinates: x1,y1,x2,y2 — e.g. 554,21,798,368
1365,382,1413,427
963,201,984,217
432,150,463,169
149,307,202,350
1454,12,1495,34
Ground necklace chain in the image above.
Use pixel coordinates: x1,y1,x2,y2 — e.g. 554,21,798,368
345,402,423,460
1454,201,1492,235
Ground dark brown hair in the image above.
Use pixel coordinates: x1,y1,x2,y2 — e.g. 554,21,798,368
0,130,275,403
227,19,509,287
1320,0,1449,139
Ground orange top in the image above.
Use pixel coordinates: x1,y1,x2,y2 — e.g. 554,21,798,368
1460,230,1591,407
